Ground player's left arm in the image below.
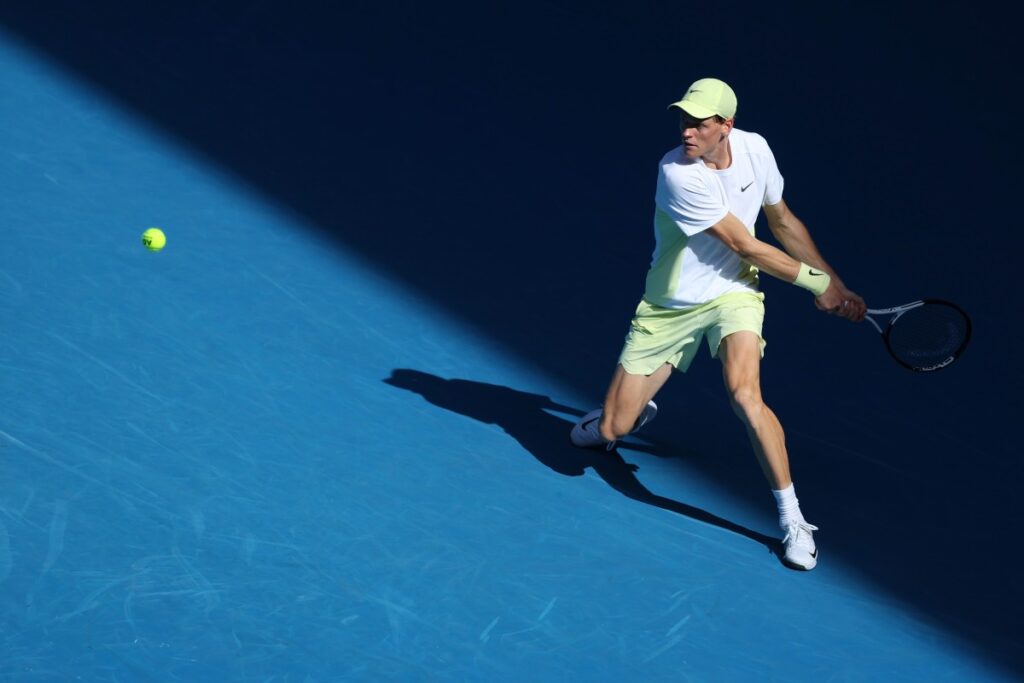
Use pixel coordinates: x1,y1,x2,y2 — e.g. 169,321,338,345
763,199,866,321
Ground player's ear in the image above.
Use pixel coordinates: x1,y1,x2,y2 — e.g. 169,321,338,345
720,117,734,137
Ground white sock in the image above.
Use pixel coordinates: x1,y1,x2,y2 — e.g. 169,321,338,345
772,483,805,529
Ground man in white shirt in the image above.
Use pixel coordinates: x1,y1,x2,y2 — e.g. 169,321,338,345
570,78,866,570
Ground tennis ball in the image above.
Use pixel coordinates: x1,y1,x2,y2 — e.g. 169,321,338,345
142,227,166,252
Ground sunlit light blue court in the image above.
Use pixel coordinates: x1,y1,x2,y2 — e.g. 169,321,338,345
1,5,1021,682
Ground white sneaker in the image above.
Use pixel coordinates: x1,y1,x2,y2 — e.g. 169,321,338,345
569,401,657,449
569,408,606,448
782,521,819,571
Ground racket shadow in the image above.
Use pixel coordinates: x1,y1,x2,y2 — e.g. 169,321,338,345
384,368,780,555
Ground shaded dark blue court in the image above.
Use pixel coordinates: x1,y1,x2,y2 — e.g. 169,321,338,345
1,2,1020,681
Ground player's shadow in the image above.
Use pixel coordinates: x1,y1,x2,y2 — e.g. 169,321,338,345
384,368,779,554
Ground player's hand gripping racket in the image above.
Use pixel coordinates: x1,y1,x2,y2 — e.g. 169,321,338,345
864,300,971,371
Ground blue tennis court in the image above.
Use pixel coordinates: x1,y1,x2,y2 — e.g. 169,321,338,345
1,3,1020,681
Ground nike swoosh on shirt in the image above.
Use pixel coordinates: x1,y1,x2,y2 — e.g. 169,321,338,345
740,182,753,191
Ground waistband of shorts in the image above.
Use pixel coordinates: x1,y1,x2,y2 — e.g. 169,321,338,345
641,289,765,314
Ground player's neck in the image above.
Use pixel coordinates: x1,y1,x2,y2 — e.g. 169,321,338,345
702,137,732,170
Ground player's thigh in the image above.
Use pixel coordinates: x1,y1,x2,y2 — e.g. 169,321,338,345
709,293,765,395
718,331,764,397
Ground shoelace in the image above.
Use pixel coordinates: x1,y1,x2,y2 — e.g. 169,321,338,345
783,521,819,548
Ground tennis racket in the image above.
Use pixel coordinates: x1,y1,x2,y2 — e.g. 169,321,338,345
864,299,971,372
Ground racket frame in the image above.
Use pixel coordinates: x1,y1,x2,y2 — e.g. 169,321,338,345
864,299,971,372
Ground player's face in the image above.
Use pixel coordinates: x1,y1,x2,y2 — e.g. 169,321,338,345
679,112,731,160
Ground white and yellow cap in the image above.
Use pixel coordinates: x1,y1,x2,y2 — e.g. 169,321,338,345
668,78,737,119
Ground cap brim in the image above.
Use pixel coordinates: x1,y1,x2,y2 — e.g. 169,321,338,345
667,100,718,119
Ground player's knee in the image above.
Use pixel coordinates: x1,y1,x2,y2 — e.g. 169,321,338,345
729,386,763,422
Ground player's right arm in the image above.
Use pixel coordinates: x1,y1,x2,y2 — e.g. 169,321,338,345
706,213,839,307
707,213,802,282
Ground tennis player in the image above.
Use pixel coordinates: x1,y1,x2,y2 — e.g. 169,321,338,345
570,78,866,570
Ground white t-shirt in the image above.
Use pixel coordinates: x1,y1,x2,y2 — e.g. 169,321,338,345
643,128,785,308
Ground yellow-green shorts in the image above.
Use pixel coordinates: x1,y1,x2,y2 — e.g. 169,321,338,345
618,291,766,375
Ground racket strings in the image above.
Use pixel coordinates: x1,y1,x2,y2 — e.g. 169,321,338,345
886,304,970,370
